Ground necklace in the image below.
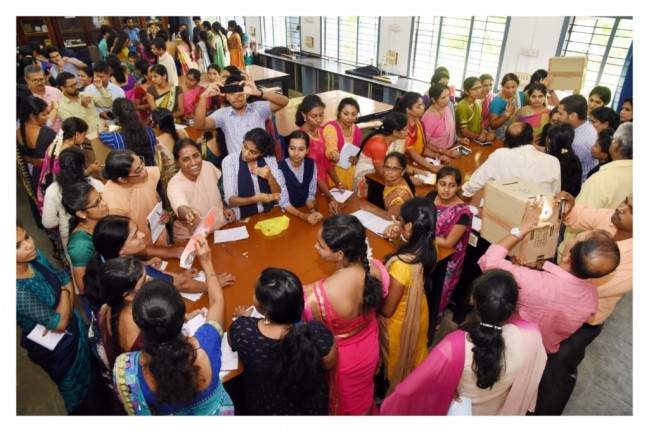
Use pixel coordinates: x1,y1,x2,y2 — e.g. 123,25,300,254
78,221,94,234
341,123,354,140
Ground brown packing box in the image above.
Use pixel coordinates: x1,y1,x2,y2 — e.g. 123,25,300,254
481,178,561,263
547,56,588,91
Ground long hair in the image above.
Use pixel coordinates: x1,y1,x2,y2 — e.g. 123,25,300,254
360,111,407,151
180,29,195,60
321,215,383,312
393,91,422,115
198,30,213,60
545,122,582,196
111,31,130,55
384,197,438,293
295,94,325,127
151,107,179,141
463,269,519,389
105,54,126,83
254,268,328,405
61,181,95,232
18,96,48,146
112,98,153,164
138,29,154,57
133,279,200,405
97,257,144,357
84,215,132,309
56,147,87,188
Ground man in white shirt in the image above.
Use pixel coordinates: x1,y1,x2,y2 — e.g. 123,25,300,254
151,37,178,87
461,121,561,198
82,60,125,122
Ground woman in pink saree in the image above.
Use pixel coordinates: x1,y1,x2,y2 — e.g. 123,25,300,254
303,214,385,415
181,68,206,123
381,269,547,415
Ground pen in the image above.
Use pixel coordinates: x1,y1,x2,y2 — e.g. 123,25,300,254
221,243,234,256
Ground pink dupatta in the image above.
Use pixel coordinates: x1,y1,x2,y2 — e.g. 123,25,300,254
380,319,547,415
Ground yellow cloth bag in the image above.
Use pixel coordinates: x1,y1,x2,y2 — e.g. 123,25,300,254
254,215,290,236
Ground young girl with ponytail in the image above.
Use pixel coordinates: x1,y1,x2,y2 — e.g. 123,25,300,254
229,267,337,414
380,269,547,415
303,214,386,415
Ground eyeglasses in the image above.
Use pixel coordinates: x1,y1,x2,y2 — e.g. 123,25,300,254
127,156,146,177
84,193,104,209
383,165,404,172
30,77,45,84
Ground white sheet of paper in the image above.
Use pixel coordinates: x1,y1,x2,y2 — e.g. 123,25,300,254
182,313,206,337
447,397,472,416
248,306,265,319
220,333,239,371
194,270,206,282
415,171,436,185
147,202,165,244
472,216,482,232
351,210,392,236
214,226,250,243
336,143,360,169
180,291,205,302
330,188,353,203
26,324,65,350
159,260,168,271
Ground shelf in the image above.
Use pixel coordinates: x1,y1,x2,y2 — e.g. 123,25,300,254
25,31,49,36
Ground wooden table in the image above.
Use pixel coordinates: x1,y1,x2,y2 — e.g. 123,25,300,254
274,90,393,137
244,64,290,96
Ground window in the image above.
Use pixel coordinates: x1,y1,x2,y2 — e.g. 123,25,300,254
261,16,300,50
322,16,379,66
410,16,509,87
561,16,632,103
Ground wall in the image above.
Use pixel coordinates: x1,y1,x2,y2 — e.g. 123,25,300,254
245,15,568,84
499,16,566,88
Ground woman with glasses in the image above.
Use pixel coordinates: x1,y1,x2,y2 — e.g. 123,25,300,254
381,152,416,220
456,77,495,142
489,73,525,140
102,149,179,258
353,111,409,197
42,146,105,258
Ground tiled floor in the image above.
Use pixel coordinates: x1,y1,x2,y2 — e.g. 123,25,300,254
15,183,632,415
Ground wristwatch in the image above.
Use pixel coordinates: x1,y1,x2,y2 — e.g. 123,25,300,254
510,226,524,240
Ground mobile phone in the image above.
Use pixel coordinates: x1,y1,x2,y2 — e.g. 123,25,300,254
221,84,244,93
473,139,493,146
451,145,472,156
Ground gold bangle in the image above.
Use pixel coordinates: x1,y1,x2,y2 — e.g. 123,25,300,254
206,273,218,280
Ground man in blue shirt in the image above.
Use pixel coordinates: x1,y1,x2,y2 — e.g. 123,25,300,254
123,17,140,52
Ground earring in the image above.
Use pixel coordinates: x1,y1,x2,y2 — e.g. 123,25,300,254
263,317,270,325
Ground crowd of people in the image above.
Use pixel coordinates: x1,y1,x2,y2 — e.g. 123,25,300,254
17,25,632,416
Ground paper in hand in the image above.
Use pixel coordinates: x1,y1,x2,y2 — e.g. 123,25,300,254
147,202,165,244
337,143,361,169
179,207,218,269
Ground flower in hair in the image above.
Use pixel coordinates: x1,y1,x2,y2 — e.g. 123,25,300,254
365,237,374,262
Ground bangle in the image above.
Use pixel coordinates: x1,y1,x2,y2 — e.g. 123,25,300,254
206,273,219,280
258,88,264,98
61,288,71,295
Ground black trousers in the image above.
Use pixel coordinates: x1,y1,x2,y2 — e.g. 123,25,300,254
534,322,604,415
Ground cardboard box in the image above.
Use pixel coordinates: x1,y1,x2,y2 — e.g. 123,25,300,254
481,178,560,263
547,56,588,91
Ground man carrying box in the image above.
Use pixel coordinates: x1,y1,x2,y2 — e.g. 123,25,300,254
532,191,633,415
477,197,620,414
